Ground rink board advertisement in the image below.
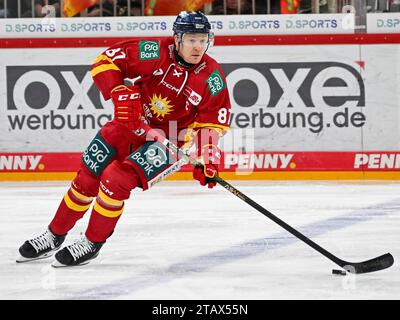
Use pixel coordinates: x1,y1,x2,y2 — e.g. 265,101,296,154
0,38,400,180
367,13,400,33
0,14,354,38
1,151,400,172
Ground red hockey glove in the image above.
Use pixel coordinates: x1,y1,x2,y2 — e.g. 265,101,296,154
111,85,142,130
193,144,221,189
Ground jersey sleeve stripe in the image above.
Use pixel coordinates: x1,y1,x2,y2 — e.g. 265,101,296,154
91,64,121,78
182,124,228,150
188,121,230,134
93,54,115,65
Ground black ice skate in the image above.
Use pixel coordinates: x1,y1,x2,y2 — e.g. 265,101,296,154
16,227,66,263
52,236,104,267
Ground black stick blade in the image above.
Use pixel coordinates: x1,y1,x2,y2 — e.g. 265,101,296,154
341,253,394,274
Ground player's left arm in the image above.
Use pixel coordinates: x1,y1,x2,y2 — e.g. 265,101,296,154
190,68,231,188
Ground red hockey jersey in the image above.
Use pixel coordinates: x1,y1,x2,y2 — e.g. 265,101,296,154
91,38,231,141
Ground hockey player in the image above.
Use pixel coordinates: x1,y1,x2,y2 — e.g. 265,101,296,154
17,11,231,267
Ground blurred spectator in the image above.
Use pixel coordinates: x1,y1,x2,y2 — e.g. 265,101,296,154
253,0,281,14
391,0,400,11
319,0,329,13
209,0,281,15
2,0,399,17
88,0,116,16
88,0,141,16
35,0,61,17
119,0,141,16
1,0,61,17
0,0,11,17
298,0,330,13
269,0,282,14
368,0,400,12
297,0,400,13
0,0,32,17
299,0,313,13
280,0,301,13
209,0,253,14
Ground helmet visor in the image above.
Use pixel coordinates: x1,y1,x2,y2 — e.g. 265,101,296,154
181,33,212,49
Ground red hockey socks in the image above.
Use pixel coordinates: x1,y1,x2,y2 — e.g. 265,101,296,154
49,186,94,235
85,188,124,243
84,160,141,242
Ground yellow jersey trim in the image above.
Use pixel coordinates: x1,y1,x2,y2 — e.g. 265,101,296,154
188,122,229,134
91,63,121,78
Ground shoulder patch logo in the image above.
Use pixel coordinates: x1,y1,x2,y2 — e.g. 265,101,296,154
206,69,226,96
139,40,160,60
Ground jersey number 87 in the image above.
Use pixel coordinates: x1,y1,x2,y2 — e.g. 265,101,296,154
218,108,231,124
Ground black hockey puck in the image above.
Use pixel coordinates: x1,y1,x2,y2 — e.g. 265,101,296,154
332,269,347,276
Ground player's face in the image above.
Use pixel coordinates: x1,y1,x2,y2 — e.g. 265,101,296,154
175,33,209,65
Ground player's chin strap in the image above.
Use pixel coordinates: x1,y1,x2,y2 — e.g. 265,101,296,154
138,123,394,275
174,50,194,69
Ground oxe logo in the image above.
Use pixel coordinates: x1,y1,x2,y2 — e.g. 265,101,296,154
6,65,112,131
222,62,366,133
139,40,160,60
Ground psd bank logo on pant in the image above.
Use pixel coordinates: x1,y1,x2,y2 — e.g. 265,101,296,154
82,132,116,176
128,141,172,180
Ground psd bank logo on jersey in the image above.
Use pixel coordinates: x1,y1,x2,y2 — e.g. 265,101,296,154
139,40,160,60
206,69,226,96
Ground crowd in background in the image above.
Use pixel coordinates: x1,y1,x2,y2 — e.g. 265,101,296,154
0,0,399,18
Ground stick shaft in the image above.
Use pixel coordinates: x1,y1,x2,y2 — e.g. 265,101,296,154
214,176,344,266
145,126,393,273
149,128,344,266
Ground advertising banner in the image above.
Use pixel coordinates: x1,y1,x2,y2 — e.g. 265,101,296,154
0,14,355,39
1,40,399,179
2,151,400,178
367,13,400,33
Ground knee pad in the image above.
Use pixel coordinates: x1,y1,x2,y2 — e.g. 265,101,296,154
99,161,140,201
72,165,101,198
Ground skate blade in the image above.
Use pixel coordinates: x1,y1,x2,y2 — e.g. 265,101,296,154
51,260,91,268
16,251,55,263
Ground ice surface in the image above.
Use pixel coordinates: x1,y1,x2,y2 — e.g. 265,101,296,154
1,180,399,300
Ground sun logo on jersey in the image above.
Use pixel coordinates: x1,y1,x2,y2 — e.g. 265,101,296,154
149,94,174,118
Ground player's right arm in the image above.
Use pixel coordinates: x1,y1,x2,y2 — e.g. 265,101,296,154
91,41,144,130
91,41,139,100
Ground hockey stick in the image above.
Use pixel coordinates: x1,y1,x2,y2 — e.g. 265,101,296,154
143,126,394,274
